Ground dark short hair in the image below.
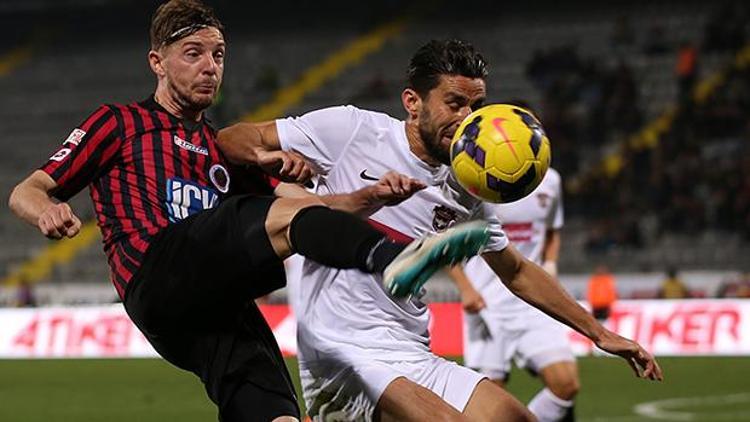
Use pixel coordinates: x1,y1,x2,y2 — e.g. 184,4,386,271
150,0,224,50
407,39,488,97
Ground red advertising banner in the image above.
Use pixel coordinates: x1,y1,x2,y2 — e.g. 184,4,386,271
0,300,748,358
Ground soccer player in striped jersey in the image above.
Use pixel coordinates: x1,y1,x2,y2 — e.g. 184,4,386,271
220,39,663,421
7,2,489,421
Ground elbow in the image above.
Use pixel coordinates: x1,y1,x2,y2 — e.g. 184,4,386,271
8,184,22,217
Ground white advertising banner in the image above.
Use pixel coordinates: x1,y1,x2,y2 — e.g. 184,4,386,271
0,305,158,359
567,300,750,356
0,300,749,358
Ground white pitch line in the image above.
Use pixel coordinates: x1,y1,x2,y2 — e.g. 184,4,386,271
580,416,644,422
634,392,750,421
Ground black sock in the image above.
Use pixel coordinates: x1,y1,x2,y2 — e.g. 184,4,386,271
289,206,406,273
561,406,575,422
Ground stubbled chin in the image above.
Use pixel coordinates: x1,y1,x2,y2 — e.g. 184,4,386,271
191,94,215,109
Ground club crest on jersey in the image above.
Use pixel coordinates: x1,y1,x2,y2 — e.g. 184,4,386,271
209,164,230,193
174,135,208,155
432,205,458,231
166,178,219,221
537,193,550,208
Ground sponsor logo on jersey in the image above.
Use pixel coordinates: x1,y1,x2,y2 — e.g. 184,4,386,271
166,178,219,221
173,135,208,155
49,149,72,162
50,129,87,162
432,205,458,231
209,164,230,193
359,169,379,181
503,222,533,243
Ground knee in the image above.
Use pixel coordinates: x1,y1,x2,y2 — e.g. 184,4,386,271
485,403,535,422
548,375,580,401
437,414,467,422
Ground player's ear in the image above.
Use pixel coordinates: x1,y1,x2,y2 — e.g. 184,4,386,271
148,49,166,77
402,88,421,120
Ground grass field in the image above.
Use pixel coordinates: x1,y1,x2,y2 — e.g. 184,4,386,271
1,356,749,421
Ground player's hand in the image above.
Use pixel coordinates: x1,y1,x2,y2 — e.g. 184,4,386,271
256,149,314,184
37,203,81,239
461,287,486,313
595,331,664,381
368,171,427,207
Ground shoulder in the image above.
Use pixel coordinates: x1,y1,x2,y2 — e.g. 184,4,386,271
541,167,562,192
323,105,400,128
545,167,561,185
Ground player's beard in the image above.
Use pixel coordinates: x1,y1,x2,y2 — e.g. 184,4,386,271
418,108,451,165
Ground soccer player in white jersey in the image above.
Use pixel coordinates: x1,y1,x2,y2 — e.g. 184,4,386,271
450,167,580,421
218,39,662,421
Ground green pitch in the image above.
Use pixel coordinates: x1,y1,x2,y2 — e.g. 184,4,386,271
1,357,749,421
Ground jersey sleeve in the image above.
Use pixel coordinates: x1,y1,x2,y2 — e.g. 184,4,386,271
546,169,564,230
275,105,363,175
473,202,509,252
40,105,122,201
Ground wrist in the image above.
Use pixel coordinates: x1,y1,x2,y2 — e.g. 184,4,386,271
590,324,613,345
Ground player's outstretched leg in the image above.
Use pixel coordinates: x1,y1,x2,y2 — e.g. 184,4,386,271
265,198,489,294
384,221,490,297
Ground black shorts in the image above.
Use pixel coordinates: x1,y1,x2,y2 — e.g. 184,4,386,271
123,195,299,421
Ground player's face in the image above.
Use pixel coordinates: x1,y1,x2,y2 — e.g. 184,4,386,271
418,75,486,164
161,27,225,111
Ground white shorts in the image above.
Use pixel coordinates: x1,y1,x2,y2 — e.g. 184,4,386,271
300,354,485,421
463,310,575,381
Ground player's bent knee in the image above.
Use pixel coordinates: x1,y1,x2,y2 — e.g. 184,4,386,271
265,197,328,258
548,376,580,401
464,379,535,422
540,361,580,401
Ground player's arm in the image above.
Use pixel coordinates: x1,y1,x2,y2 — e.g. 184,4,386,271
446,264,486,313
275,171,426,217
218,121,313,183
9,106,120,239
541,228,560,277
220,106,367,185
9,170,81,239
276,170,427,217
483,246,663,381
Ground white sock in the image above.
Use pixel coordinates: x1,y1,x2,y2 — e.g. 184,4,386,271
528,388,574,422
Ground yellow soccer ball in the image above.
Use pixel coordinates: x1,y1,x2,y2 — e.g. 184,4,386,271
450,104,551,203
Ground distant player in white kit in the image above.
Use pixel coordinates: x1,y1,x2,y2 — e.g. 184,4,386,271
219,39,662,421
450,167,580,421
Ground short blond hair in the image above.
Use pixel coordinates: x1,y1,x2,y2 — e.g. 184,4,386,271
149,0,224,50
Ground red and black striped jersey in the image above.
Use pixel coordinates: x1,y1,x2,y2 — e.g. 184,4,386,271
40,96,258,299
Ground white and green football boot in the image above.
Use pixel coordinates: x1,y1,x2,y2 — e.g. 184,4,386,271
383,221,490,297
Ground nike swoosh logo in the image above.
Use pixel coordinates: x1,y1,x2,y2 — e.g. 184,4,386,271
360,169,379,181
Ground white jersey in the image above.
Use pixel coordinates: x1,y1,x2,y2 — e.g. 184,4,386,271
463,168,563,321
277,105,508,362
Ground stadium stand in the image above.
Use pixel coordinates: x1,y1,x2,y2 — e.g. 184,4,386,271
1,0,747,304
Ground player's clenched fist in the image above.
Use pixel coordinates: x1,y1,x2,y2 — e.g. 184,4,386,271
256,149,314,184
460,286,487,314
38,202,81,239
